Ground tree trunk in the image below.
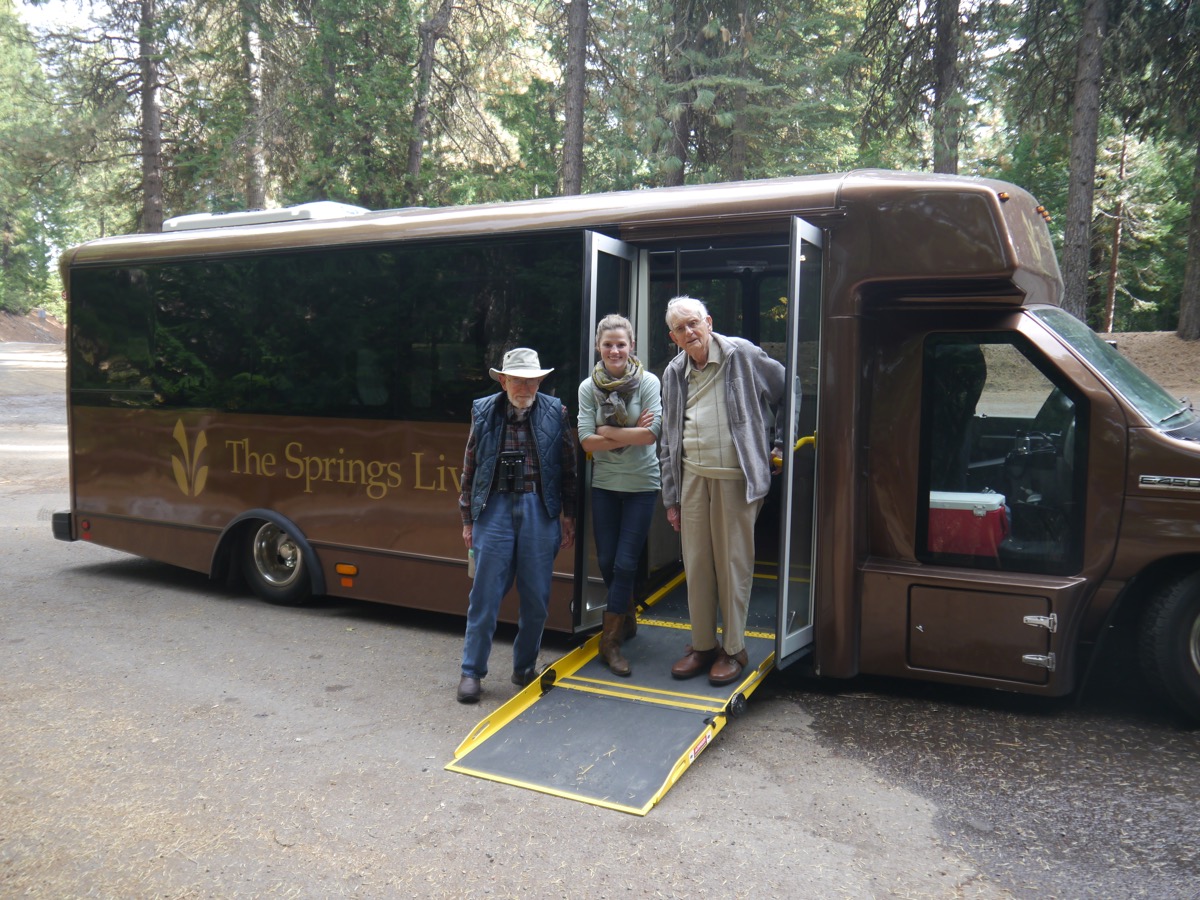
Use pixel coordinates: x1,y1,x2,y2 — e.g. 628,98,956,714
727,2,751,183
404,0,455,206
560,0,588,196
931,0,961,175
1,212,11,289
139,0,164,233
240,0,267,210
1060,0,1107,321
660,0,698,187
309,42,339,201
1177,124,1200,341
1102,133,1126,333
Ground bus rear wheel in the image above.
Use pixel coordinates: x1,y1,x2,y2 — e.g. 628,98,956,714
243,521,312,605
1138,570,1200,722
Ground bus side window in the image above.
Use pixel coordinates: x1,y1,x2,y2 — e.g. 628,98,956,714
354,348,389,407
927,342,987,492
920,335,1085,575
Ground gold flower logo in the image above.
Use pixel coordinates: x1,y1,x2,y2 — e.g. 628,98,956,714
171,419,209,497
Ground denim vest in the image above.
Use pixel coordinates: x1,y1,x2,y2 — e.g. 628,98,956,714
468,393,565,522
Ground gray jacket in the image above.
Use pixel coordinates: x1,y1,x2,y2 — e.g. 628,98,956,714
659,332,786,507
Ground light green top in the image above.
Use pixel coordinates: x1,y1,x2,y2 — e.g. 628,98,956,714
577,370,663,492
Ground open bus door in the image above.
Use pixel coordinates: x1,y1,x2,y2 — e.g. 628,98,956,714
448,221,825,813
576,232,641,631
775,217,823,669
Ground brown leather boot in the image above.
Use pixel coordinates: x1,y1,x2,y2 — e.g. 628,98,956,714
599,612,631,677
622,611,638,641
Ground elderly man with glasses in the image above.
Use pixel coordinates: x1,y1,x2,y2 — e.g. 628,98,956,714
659,296,785,686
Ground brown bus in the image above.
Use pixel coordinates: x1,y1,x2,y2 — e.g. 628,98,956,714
53,170,1200,721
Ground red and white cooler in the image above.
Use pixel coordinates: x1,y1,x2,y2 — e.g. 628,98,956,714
927,491,1009,558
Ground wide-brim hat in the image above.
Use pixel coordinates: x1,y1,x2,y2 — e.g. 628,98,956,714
489,347,554,381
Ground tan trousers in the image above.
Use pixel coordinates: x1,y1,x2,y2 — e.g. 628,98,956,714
679,469,762,656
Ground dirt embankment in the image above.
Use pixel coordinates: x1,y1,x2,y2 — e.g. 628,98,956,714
1096,331,1198,399
0,310,66,344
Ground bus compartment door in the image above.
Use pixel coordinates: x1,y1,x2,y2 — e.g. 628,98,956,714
861,561,1088,691
909,584,1051,683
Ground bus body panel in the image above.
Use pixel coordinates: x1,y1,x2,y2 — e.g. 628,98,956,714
810,313,863,679
1111,428,1200,578
855,307,1130,694
66,406,576,629
80,516,220,575
56,170,1200,718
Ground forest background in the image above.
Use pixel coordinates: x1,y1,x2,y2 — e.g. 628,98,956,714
1,0,1198,338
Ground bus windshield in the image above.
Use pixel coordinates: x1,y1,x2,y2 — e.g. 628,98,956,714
1032,306,1197,431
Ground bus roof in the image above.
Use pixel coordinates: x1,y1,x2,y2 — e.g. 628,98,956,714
61,170,1061,304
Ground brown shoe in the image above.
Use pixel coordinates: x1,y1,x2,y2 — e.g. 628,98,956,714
671,645,720,679
456,675,481,703
600,612,631,677
708,649,749,686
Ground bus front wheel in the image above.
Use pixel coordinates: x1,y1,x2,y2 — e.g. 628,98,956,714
1138,569,1200,722
243,521,312,605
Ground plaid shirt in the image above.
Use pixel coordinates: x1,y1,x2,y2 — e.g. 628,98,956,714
459,396,578,526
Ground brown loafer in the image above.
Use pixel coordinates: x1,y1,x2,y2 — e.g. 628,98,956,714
456,675,481,703
708,649,749,685
671,645,720,679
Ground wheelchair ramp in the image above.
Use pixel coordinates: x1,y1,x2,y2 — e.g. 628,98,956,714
446,575,776,816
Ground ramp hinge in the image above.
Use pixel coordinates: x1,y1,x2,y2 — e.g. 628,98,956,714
1022,653,1056,671
1023,613,1057,633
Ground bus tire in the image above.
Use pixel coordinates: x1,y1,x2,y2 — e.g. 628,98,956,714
243,521,312,606
1138,569,1200,722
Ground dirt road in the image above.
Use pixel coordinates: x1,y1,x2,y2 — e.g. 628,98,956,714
4,341,1198,898
0,342,1008,897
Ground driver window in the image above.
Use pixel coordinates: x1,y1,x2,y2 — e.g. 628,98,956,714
920,335,1085,575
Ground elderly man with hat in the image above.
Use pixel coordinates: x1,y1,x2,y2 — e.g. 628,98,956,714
456,347,578,703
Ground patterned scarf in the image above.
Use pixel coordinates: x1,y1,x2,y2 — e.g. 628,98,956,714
591,357,643,429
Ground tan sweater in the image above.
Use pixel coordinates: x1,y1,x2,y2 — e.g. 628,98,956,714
682,338,742,478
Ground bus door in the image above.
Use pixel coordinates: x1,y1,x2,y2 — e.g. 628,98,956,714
775,218,824,668
577,232,641,630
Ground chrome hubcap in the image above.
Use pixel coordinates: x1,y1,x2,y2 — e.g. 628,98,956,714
252,523,302,588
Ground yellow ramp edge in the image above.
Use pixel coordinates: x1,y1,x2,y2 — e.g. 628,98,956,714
447,627,775,815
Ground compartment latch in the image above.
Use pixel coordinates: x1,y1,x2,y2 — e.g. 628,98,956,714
1022,653,1056,671
1023,613,1057,633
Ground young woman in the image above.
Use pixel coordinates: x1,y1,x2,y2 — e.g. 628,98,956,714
577,314,662,676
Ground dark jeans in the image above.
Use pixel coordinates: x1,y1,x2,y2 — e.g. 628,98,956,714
591,487,658,615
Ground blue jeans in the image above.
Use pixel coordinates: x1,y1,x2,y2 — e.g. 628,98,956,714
461,490,562,679
591,488,657,615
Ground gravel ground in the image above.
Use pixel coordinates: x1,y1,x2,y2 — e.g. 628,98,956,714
1,341,1010,898
4,337,1199,899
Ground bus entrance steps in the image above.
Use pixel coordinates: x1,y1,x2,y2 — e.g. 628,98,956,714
445,575,776,816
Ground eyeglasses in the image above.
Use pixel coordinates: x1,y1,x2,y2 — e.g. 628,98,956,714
669,318,707,337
